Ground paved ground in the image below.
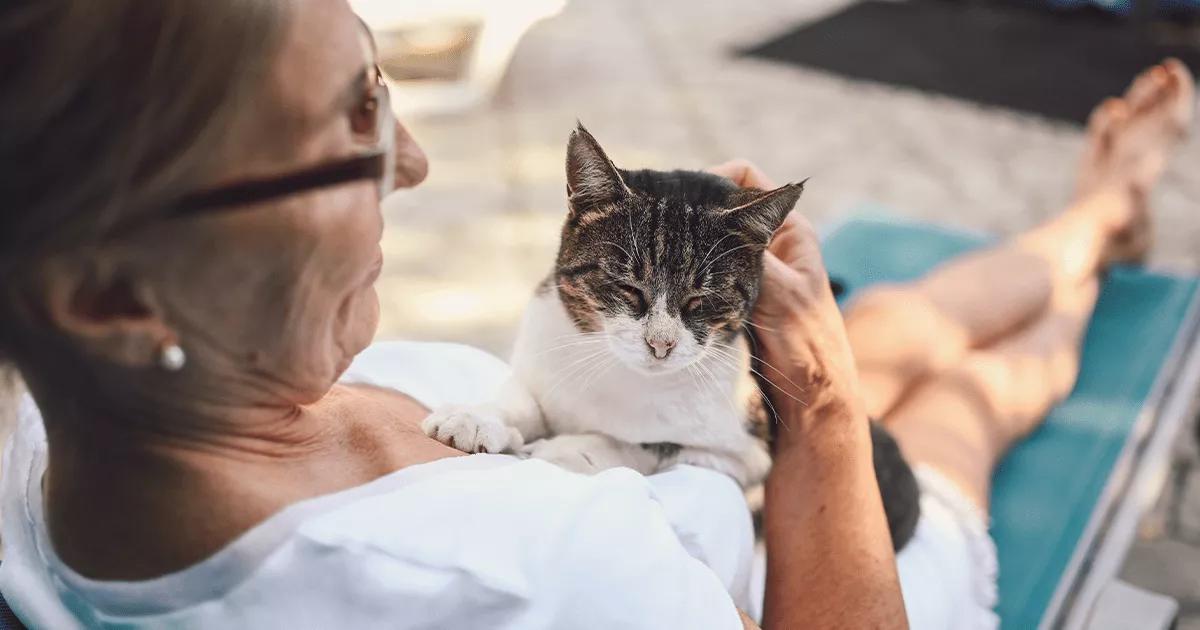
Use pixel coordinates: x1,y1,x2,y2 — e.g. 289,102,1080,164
376,0,1200,623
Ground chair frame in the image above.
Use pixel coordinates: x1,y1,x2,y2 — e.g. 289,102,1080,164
1050,285,1200,629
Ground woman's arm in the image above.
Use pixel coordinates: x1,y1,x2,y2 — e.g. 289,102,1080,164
710,161,908,629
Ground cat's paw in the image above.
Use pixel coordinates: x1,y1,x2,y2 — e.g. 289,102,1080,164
422,405,524,454
523,439,606,475
522,434,659,476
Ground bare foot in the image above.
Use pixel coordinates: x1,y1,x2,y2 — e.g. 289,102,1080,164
1075,59,1195,263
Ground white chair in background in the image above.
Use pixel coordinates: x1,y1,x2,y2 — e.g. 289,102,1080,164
352,0,566,117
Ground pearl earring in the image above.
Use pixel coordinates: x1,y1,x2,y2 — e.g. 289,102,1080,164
159,343,186,372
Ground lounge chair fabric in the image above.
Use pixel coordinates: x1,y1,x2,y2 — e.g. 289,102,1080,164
822,213,1199,629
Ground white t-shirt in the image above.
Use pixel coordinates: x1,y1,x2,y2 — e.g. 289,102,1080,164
1,341,1000,629
0,342,754,629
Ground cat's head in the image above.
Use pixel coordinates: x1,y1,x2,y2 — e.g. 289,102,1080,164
553,124,804,375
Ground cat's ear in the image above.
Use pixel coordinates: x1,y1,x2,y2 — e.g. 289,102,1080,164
566,123,629,214
722,181,806,244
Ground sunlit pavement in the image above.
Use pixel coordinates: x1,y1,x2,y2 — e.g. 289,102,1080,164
375,0,1200,617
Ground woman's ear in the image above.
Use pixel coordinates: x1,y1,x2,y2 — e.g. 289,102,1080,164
565,123,630,216
38,255,176,369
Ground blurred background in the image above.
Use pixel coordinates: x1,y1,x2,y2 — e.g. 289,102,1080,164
355,0,1200,622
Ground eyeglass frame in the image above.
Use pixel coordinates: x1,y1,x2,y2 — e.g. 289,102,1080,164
105,62,397,239
182,65,395,214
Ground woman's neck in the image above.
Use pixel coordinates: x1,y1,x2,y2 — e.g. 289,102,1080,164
35,383,447,580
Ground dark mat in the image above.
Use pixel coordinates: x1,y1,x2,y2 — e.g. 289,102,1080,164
741,0,1200,124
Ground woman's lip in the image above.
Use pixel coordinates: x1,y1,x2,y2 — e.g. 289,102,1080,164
365,252,384,284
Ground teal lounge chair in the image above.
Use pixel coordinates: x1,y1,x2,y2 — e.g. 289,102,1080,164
1,212,1196,630
822,211,1200,629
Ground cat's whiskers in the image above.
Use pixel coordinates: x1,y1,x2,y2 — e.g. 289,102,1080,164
538,330,607,349
596,241,635,263
708,343,808,409
698,243,757,278
535,337,607,357
689,360,717,406
694,358,741,418
710,291,736,310
577,355,618,398
741,320,780,334
542,356,609,406
696,233,737,277
541,347,611,402
704,345,790,433
544,330,608,344
712,340,809,401
685,364,703,393
756,384,786,433
626,213,643,268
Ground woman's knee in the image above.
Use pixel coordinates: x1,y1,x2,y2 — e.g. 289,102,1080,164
938,348,1074,445
845,285,970,371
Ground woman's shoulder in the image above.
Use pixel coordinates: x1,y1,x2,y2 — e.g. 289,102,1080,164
340,340,512,409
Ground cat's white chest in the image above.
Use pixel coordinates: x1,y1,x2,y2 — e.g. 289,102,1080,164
510,291,755,449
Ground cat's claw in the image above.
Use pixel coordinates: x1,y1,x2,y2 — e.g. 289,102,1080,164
422,405,524,454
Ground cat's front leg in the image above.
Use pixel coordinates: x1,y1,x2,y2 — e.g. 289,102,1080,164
673,441,772,488
422,377,546,454
421,404,525,453
523,433,660,476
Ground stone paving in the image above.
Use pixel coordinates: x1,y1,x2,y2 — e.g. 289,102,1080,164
376,0,1200,623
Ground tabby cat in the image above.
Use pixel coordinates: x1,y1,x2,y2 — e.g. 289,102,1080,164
423,124,919,549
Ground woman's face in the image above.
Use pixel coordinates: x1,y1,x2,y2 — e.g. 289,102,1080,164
117,0,427,406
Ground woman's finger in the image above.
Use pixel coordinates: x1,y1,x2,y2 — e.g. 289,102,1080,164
706,159,778,189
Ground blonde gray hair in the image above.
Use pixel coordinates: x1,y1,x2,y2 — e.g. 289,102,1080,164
0,1,290,375
0,3,293,530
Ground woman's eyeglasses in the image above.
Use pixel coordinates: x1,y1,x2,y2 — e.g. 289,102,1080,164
106,64,397,238
175,65,396,216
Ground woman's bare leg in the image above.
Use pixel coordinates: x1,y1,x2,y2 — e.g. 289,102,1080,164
885,278,1098,508
848,60,1194,419
846,210,1098,418
881,60,1194,508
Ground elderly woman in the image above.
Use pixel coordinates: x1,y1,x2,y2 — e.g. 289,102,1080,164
0,2,1193,628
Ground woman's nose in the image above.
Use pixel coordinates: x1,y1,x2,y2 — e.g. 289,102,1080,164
393,119,428,188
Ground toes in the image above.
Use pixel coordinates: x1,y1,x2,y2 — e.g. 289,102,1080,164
475,421,515,453
1162,58,1196,131
1126,63,1171,112
432,413,475,449
422,406,514,453
420,412,444,438
505,427,526,451
1127,60,1195,132
1087,97,1127,144
1163,58,1195,101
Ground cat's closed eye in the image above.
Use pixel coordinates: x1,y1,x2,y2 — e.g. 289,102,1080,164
616,283,648,314
684,295,704,315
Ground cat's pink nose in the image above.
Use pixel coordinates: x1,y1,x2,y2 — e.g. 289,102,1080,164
645,337,677,360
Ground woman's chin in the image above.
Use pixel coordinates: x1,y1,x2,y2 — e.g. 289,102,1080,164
333,289,381,375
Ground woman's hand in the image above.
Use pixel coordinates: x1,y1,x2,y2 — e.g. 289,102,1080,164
708,160,906,629
707,160,865,438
